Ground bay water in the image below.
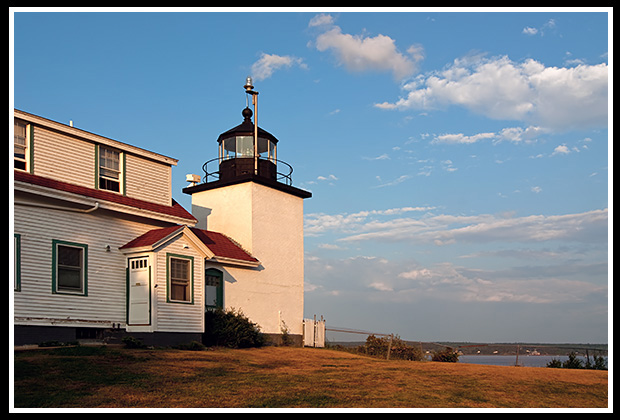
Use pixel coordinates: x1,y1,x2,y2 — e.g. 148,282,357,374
457,354,607,368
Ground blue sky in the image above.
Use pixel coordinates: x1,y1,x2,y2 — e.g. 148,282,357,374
11,9,610,344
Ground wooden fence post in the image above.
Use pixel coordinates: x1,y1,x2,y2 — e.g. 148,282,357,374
386,334,393,360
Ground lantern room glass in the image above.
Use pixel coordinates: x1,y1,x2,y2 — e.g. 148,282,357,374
220,136,277,163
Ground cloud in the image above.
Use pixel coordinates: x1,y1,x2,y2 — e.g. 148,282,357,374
250,53,307,81
551,144,570,156
308,13,334,28
304,206,435,236
430,125,549,146
317,174,338,181
310,14,423,80
432,132,496,145
305,254,607,306
375,55,608,131
372,174,412,188
307,207,608,246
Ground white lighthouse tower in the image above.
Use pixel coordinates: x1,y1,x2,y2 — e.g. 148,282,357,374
183,78,311,344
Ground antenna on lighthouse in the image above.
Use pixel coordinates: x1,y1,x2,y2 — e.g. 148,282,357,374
243,76,259,175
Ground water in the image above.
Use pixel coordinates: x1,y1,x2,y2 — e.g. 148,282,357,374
457,354,607,368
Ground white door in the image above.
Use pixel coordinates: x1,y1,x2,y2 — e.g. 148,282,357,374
128,257,150,325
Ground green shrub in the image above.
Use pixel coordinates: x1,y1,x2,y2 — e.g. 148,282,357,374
546,358,563,368
121,336,146,349
431,347,460,363
358,335,424,361
547,352,607,370
203,308,266,348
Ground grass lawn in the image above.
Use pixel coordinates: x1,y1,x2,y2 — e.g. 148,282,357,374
12,345,609,409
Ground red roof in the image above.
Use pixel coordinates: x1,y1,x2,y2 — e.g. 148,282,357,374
189,227,258,264
14,170,196,223
119,225,258,264
119,225,182,250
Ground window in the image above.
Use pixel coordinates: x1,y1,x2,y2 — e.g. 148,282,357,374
205,268,223,309
14,120,28,171
167,254,193,303
52,240,88,295
98,145,123,193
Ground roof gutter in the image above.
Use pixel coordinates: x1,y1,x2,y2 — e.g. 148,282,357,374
14,200,100,213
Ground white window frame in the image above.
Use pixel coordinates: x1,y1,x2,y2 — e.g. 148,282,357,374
166,254,194,304
52,240,88,296
97,145,124,193
14,120,30,172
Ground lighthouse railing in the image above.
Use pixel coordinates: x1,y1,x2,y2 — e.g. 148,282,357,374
201,156,294,186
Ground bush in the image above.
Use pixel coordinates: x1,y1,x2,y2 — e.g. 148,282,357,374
203,308,266,348
547,352,607,370
358,335,424,361
122,336,146,349
431,347,460,363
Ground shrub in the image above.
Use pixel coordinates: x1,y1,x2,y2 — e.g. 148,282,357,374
203,308,266,348
358,335,424,361
546,358,563,368
562,352,584,369
122,336,146,349
431,347,460,363
547,352,607,370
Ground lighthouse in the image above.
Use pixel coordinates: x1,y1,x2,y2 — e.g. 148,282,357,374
183,78,311,345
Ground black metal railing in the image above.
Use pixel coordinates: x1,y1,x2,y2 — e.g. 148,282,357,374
201,156,294,186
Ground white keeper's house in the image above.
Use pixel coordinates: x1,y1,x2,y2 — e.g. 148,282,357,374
12,80,312,347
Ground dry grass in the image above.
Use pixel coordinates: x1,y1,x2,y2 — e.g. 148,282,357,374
13,346,608,409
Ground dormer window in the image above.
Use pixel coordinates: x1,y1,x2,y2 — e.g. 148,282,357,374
98,145,123,193
14,119,28,171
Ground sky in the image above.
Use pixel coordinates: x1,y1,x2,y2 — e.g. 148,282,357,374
11,8,611,344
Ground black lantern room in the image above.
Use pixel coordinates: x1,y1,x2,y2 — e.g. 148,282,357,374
183,78,311,200
217,106,278,181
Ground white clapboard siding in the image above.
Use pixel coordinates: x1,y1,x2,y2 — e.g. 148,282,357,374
125,153,172,207
32,126,96,189
152,237,204,334
13,203,169,328
30,122,173,207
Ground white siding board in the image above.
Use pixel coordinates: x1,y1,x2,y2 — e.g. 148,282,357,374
125,153,172,206
13,203,169,328
152,237,204,334
32,126,96,188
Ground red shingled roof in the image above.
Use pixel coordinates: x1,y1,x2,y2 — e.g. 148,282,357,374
188,227,258,264
14,170,196,223
119,225,258,264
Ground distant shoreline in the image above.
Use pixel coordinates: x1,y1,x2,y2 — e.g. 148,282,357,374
327,341,608,356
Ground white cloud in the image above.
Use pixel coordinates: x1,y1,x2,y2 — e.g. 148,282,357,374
551,144,570,156
307,207,608,246
305,255,607,306
304,206,435,236
250,53,307,81
317,174,338,181
432,132,495,144
308,13,334,28
375,55,608,131
311,14,423,80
